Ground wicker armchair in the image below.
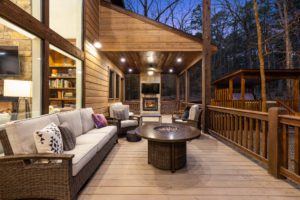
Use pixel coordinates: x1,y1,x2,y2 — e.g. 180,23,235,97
172,104,202,129
109,102,140,136
107,115,140,136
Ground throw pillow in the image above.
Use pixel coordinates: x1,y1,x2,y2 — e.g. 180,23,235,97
33,123,63,154
92,114,108,128
122,105,130,120
113,109,126,120
58,122,76,151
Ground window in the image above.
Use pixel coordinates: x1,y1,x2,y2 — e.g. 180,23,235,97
179,75,185,100
116,74,120,99
125,74,140,101
0,17,42,123
50,0,83,49
9,0,42,21
48,45,82,113
161,74,176,100
109,70,114,99
189,64,202,102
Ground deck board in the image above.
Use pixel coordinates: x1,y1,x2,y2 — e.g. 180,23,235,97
79,131,300,200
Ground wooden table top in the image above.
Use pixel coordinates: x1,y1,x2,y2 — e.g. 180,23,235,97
136,123,201,142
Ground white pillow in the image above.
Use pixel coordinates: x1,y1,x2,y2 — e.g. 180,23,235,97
33,123,64,154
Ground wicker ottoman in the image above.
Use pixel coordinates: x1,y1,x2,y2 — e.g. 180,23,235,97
126,130,141,142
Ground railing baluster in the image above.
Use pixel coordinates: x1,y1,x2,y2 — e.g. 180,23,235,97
234,115,238,143
238,116,243,145
243,117,248,148
295,127,300,175
255,119,260,155
262,121,267,158
230,115,234,141
282,124,289,169
249,118,253,151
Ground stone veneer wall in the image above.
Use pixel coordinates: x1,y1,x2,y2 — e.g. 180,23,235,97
140,72,161,114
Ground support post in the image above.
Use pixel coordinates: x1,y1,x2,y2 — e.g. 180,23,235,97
176,76,180,110
293,79,299,112
268,107,288,178
185,71,189,104
241,74,246,109
201,0,212,132
229,78,233,100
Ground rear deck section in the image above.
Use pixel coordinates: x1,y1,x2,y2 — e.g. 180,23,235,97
79,134,300,200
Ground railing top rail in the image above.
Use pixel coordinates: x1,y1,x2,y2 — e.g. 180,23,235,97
208,105,268,120
279,114,300,127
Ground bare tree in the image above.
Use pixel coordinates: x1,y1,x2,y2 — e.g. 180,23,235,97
253,0,267,112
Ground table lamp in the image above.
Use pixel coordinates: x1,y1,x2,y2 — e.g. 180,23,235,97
4,80,32,119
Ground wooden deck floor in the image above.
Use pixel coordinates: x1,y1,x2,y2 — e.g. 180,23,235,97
79,133,300,200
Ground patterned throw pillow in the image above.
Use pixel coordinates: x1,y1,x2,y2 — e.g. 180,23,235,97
113,109,126,120
33,123,64,154
58,122,76,151
92,114,108,128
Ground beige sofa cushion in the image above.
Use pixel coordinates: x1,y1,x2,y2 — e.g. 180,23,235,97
64,143,97,176
80,108,95,133
86,126,117,139
76,133,109,152
5,114,60,154
67,126,117,176
57,110,83,137
121,120,138,128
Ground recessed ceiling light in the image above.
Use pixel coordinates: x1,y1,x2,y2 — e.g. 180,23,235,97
147,71,154,76
128,68,133,73
93,42,102,49
120,57,126,63
169,69,173,73
177,58,182,63
0,52,6,56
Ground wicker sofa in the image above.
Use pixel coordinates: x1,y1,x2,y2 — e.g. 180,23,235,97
0,108,118,200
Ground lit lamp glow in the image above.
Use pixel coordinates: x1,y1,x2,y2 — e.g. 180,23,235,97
93,42,102,49
4,80,32,118
4,80,32,98
147,71,154,76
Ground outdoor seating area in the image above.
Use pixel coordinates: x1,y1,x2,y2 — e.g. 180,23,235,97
0,0,300,199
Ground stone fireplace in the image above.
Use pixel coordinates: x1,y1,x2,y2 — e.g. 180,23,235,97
143,98,158,111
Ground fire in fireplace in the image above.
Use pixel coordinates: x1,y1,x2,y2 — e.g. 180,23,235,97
143,98,158,111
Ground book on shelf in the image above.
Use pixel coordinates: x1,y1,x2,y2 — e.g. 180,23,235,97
49,79,75,88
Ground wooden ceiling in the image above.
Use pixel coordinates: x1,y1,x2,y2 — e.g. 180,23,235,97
103,51,202,74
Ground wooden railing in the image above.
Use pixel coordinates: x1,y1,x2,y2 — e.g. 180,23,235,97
161,100,179,114
123,101,140,114
278,114,300,183
207,105,300,185
211,100,262,111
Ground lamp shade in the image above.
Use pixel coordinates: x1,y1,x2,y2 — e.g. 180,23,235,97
4,80,32,98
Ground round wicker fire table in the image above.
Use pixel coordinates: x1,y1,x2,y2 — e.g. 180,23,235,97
136,123,201,173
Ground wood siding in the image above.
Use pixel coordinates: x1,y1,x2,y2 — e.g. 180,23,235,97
84,0,123,115
99,3,204,52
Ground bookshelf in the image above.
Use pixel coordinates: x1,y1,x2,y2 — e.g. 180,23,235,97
49,49,77,112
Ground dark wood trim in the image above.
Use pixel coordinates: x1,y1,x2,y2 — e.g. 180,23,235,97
42,40,50,114
82,0,87,108
41,0,49,114
0,0,84,60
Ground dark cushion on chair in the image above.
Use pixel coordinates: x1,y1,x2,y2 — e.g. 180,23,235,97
182,106,190,121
